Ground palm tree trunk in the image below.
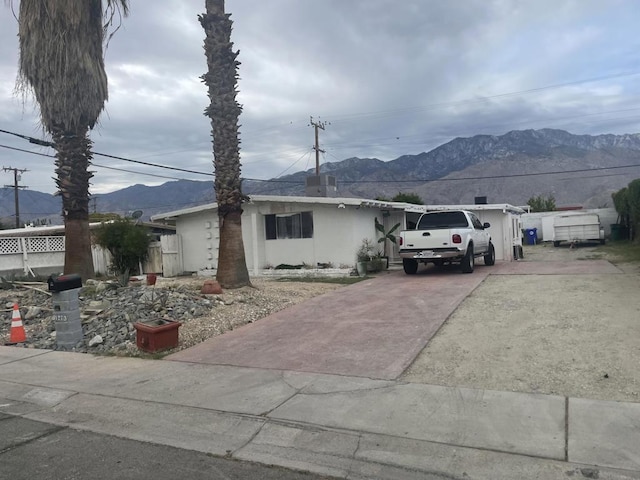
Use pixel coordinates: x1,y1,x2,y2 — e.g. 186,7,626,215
52,126,95,281
217,210,250,288
17,0,129,282
200,0,250,288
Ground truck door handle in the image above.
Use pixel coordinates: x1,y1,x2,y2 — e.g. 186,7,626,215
422,232,430,236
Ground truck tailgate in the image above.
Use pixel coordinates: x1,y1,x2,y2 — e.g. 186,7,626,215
402,229,453,249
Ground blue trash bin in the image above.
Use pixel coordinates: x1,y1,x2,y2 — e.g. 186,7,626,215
525,228,538,245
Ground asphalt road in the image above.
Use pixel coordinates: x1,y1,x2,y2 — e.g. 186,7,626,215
0,414,336,480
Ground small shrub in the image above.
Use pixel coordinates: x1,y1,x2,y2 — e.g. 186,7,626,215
94,219,151,284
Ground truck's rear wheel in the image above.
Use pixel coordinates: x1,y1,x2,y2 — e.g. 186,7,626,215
484,242,495,266
403,258,418,274
461,245,474,273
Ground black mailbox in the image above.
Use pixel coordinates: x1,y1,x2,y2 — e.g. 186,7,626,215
47,274,82,292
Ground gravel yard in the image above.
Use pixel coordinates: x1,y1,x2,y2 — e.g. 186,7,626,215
0,277,342,357
402,243,640,403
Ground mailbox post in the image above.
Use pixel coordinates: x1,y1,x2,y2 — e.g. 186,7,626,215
47,274,83,349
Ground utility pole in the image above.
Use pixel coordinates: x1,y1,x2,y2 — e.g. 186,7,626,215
2,166,28,228
309,116,329,175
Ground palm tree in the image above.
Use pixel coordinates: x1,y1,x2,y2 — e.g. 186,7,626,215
200,0,250,288
16,0,129,281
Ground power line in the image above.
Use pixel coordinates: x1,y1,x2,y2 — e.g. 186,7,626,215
0,130,313,182
0,143,189,181
0,128,213,176
2,128,640,188
0,138,298,184
272,148,313,178
92,151,212,176
338,163,640,183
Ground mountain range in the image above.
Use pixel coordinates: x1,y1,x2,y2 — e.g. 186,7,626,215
2,128,639,226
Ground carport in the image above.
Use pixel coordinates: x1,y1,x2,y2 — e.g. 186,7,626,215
413,203,525,261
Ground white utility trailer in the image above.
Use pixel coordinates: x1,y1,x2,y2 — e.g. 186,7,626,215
553,213,604,247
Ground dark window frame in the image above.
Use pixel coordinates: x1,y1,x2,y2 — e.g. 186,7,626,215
265,211,314,240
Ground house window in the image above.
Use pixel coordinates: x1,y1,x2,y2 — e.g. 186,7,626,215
265,212,313,239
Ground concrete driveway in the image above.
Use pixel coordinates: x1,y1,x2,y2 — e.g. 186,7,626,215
167,266,492,379
166,266,496,380
168,259,620,380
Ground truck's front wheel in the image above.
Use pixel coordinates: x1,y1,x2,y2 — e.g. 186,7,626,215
461,245,474,273
403,258,418,274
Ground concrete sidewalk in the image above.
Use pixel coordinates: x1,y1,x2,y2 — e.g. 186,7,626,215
1,347,639,479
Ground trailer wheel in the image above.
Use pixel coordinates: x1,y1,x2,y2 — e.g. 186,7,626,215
461,245,474,273
553,241,560,247
403,259,418,275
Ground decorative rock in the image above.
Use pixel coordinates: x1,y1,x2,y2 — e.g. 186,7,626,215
25,307,41,320
0,278,237,355
201,280,223,295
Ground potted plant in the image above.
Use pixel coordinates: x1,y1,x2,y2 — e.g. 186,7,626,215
355,238,374,276
375,217,401,267
367,251,385,273
133,318,182,353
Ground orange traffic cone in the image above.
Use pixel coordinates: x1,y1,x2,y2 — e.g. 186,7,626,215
9,303,26,343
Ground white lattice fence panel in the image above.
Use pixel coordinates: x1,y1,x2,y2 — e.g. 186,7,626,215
48,236,66,252
23,236,66,253
0,238,22,255
26,237,47,252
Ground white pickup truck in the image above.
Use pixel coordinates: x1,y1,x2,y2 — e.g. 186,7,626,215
398,210,495,274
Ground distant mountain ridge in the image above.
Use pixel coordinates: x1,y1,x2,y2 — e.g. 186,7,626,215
2,128,638,226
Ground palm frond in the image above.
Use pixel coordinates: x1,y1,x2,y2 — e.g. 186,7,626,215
17,0,129,133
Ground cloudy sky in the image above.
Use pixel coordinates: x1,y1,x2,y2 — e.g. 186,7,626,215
1,0,639,196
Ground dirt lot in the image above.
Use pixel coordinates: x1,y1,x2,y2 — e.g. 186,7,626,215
402,243,640,403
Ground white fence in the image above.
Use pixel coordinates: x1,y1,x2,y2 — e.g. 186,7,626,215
160,235,182,278
0,235,182,278
0,236,66,276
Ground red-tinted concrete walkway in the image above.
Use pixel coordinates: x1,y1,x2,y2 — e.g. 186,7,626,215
167,260,622,380
167,267,491,380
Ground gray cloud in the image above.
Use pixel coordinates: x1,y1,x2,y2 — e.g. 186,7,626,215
1,0,639,196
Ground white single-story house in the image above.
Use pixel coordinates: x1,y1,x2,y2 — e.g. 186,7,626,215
151,195,525,276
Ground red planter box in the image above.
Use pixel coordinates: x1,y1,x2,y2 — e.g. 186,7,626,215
134,319,181,353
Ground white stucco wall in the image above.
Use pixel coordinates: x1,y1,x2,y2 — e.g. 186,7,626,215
0,253,65,276
169,201,388,275
175,212,219,273
470,210,511,261
256,202,381,270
